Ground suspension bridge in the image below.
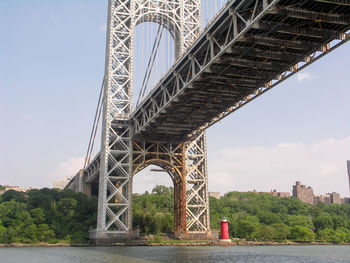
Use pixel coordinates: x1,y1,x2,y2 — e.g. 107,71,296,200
65,0,350,244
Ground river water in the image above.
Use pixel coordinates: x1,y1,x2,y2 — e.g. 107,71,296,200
0,245,349,263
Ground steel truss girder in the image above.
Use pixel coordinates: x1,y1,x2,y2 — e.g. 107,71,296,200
315,0,350,6
130,0,350,142
97,0,210,237
85,154,100,183
275,7,350,25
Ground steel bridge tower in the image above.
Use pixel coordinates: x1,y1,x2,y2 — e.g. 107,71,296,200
91,0,211,243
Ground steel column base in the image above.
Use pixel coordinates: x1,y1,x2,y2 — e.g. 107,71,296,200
172,231,218,240
89,230,139,245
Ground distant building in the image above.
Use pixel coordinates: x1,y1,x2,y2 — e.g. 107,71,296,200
293,181,314,205
278,192,291,198
330,192,341,204
0,185,37,194
53,176,71,189
315,193,343,204
209,192,221,199
344,197,350,204
270,190,278,196
323,194,331,204
347,160,350,194
314,194,334,205
271,190,290,198
247,189,291,198
314,195,321,204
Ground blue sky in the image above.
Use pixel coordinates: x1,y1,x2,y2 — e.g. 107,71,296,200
1,1,349,197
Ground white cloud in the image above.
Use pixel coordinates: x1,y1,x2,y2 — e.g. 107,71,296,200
99,24,107,32
24,113,32,120
51,157,84,181
208,136,350,197
48,138,350,197
297,72,317,82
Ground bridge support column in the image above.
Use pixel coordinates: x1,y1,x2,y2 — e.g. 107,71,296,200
181,132,213,239
94,120,134,244
173,144,187,237
84,183,92,197
91,0,212,244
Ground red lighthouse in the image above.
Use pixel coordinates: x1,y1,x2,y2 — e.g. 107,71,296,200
219,217,231,242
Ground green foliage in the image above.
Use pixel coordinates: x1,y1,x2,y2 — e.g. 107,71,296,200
2,185,348,243
209,191,350,243
332,215,346,229
70,230,88,244
2,190,26,203
289,226,315,242
37,224,55,242
0,188,97,244
132,186,174,234
152,234,162,243
271,223,290,240
235,215,259,239
281,214,313,228
151,185,173,196
313,213,334,231
257,211,281,225
254,225,275,241
0,219,6,243
0,200,37,243
316,227,350,243
132,188,345,243
30,208,45,225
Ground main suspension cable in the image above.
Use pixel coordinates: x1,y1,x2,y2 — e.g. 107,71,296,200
83,78,104,170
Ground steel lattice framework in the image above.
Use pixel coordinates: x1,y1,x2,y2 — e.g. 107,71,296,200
130,0,350,142
92,0,211,241
65,0,350,244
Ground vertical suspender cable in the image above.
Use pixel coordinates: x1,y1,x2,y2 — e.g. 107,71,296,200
160,15,163,80
150,22,152,87
137,24,164,105
165,14,170,71
141,25,164,100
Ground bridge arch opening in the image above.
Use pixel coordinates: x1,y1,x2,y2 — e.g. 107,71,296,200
134,11,180,40
132,163,176,234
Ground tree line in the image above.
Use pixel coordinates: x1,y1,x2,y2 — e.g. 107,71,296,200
133,186,350,243
210,191,350,242
1,185,350,243
0,188,97,244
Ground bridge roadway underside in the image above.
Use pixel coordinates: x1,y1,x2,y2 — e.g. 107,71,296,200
131,0,350,143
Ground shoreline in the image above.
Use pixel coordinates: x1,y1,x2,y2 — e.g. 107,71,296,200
0,243,85,247
1,241,349,247
141,241,350,246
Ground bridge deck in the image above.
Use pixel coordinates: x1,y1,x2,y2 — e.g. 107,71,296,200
130,0,350,143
